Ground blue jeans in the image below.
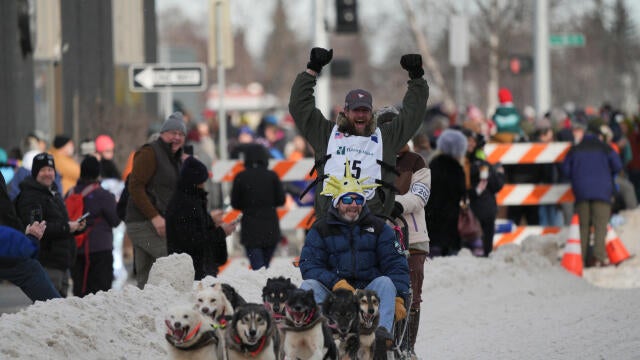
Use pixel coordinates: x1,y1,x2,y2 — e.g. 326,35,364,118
300,276,396,331
538,205,563,226
0,259,61,302
245,246,276,270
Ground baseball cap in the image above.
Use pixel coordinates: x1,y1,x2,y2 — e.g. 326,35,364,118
344,89,373,111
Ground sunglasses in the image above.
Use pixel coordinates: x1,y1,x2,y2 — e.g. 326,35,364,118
341,195,364,205
35,153,53,161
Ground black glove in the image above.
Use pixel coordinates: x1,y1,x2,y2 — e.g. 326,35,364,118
307,48,333,74
400,54,424,79
391,201,404,218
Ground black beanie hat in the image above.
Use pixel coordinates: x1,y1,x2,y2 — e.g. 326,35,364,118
31,152,55,178
180,156,209,185
80,156,101,180
53,135,71,149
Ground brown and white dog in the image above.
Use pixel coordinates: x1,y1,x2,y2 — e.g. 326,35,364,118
262,276,296,325
355,289,380,360
164,304,220,360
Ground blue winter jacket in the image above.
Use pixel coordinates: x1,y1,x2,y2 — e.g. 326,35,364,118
562,134,623,203
299,205,410,296
0,225,38,259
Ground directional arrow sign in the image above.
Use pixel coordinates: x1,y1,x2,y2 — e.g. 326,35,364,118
129,63,207,92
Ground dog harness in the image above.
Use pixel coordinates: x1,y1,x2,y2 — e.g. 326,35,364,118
211,315,228,330
165,322,219,351
282,306,323,332
230,333,268,357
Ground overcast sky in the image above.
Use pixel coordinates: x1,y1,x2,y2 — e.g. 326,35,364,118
156,0,640,62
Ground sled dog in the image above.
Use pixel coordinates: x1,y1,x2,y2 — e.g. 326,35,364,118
323,289,360,359
262,276,296,324
356,289,380,360
225,303,280,360
164,304,220,360
281,288,337,360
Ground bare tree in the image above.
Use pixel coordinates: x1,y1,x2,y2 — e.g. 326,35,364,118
399,0,453,105
470,0,531,114
226,29,259,87
259,0,306,100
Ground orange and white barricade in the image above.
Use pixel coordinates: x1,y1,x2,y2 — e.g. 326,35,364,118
496,184,574,206
493,226,562,248
485,142,571,165
212,142,576,231
212,158,316,183
222,207,315,231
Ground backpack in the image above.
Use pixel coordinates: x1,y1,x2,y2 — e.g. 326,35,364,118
116,176,129,221
64,183,99,248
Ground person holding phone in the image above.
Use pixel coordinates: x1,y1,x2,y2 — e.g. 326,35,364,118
69,156,121,297
1,172,61,302
15,153,86,297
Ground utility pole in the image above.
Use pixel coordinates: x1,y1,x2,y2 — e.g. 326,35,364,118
450,15,469,116
313,0,330,117
215,0,228,161
534,0,551,117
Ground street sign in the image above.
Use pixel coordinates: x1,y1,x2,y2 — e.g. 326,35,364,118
129,63,207,92
549,34,585,47
449,15,469,67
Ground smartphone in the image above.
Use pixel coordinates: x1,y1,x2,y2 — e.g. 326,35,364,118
77,212,91,222
232,214,243,225
30,207,43,223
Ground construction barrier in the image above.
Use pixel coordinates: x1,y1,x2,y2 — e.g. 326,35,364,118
222,207,315,230
484,142,571,165
492,226,562,248
212,158,315,183
212,142,574,183
496,184,574,205
213,142,575,231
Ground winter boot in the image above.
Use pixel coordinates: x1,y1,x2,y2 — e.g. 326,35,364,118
408,308,421,354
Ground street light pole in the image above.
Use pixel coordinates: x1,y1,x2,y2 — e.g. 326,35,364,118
215,0,228,161
534,0,551,117
313,0,330,117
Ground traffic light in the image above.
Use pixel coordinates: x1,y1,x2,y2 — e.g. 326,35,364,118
508,55,533,75
331,58,352,78
336,0,359,33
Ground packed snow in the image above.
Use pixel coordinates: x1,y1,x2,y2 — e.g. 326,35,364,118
1,209,639,359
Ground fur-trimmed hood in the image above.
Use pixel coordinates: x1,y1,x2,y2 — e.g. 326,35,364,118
334,106,404,137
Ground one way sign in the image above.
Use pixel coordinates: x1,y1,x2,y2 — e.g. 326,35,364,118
129,63,207,92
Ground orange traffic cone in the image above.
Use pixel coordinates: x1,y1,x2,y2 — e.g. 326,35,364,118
217,258,232,275
605,225,630,265
561,214,583,276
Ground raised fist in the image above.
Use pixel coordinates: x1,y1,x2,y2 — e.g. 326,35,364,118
400,54,424,79
307,48,333,74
